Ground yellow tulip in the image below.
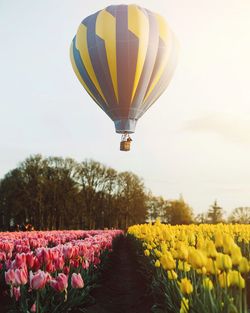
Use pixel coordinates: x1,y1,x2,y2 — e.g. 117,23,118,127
180,297,189,313
216,253,232,271
178,260,191,272
223,235,235,254
167,270,178,280
238,257,249,273
179,278,193,295
154,249,162,258
155,260,160,268
160,253,176,270
206,258,218,275
197,266,207,275
218,272,230,288
206,241,217,258
215,231,223,248
188,249,207,269
203,277,213,290
177,244,189,261
231,245,242,265
228,270,245,289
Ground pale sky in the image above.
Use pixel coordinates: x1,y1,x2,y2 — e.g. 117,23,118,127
1,0,250,215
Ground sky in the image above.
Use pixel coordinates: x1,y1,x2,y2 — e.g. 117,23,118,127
1,0,250,215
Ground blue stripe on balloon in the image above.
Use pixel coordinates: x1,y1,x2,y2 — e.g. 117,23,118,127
72,37,109,115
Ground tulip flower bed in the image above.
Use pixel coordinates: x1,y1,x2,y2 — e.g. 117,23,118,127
0,229,123,313
128,221,250,313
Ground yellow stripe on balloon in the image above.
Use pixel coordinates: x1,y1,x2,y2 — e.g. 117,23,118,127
76,24,107,104
143,14,170,103
96,10,118,103
128,5,149,104
156,14,168,44
70,42,99,104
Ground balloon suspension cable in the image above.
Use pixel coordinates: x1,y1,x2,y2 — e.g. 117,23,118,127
120,132,132,151
121,132,132,142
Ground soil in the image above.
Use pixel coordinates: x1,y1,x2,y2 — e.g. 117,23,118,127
80,236,153,313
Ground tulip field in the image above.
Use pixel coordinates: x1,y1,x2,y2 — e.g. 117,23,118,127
128,221,250,313
0,224,250,313
0,229,123,313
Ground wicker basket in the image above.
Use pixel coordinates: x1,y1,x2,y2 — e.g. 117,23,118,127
120,141,131,151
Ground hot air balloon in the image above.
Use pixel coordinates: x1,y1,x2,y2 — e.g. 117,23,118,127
70,4,178,151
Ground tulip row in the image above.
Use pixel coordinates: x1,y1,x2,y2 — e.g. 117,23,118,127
128,221,250,313
0,229,123,313
0,229,113,256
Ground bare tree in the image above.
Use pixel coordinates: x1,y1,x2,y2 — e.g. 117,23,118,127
228,207,250,224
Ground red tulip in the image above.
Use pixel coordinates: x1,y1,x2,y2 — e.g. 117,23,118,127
63,266,70,275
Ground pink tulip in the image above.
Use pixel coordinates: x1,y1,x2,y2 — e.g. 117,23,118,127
13,286,21,301
46,262,55,273
63,245,73,259
72,246,79,258
15,253,26,268
26,253,34,269
33,257,41,272
51,249,59,261
30,303,36,312
5,269,15,285
70,259,79,268
50,273,68,292
15,268,28,285
71,273,84,289
30,270,48,290
5,259,12,270
54,256,64,270
37,248,51,265
82,260,89,270
0,251,6,261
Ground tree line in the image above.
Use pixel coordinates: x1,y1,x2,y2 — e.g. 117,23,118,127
0,155,148,230
0,155,249,231
148,197,250,225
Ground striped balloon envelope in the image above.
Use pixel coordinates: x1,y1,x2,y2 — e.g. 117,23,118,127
70,4,178,147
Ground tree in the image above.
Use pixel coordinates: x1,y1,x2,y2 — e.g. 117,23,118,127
115,171,147,229
0,155,149,230
207,200,224,224
194,213,208,224
228,207,250,224
0,155,81,230
146,194,171,223
76,160,115,229
0,168,26,229
164,195,193,225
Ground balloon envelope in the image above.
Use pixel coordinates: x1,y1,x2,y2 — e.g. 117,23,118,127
70,4,178,133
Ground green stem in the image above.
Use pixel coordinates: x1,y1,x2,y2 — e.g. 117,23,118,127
239,273,242,313
37,291,40,313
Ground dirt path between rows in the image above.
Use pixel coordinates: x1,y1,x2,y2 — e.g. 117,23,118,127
82,236,153,313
